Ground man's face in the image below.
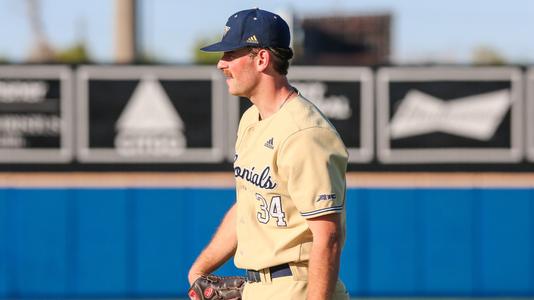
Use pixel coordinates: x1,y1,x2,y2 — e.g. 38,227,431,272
217,47,259,97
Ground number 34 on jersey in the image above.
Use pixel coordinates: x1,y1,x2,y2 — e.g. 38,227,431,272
255,193,288,227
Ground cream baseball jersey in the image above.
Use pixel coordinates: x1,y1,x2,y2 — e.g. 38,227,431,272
233,94,348,271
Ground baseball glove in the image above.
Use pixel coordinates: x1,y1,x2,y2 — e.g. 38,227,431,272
188,274,247,300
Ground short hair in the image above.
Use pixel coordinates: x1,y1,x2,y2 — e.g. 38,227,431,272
248,47,294,75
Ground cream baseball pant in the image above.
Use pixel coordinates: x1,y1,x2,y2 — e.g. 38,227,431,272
242,263,349,300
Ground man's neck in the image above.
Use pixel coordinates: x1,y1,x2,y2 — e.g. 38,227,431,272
249,79,294,120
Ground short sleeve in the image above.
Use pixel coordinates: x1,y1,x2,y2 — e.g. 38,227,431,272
277,127,348,218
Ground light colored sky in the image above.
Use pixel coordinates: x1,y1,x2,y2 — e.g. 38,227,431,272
0,0,533,64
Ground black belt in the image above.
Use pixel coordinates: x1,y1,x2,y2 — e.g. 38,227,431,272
246,263,292,282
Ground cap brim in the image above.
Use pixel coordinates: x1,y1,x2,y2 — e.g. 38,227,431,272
200,41,245,52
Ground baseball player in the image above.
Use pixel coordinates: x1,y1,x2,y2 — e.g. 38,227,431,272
188,8,349,300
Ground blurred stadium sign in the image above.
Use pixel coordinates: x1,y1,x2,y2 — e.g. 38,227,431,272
76,66,226,163
296,14,391,66
0,66,73,163
527,68,534,162
377,67,523,163
227,67,373,163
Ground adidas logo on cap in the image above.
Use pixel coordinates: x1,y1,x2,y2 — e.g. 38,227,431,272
246,35,259,44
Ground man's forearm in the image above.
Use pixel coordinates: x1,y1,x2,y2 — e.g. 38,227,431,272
188,204,238,284
307,230,341,300
306,213,343,300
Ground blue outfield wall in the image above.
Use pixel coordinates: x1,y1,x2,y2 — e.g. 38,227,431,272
0,187,533,298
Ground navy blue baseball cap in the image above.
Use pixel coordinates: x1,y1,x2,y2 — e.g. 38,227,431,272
200,8,291,52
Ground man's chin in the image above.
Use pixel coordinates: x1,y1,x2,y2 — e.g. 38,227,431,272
227,88,243,97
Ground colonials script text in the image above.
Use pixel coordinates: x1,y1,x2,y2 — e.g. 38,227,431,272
234,155,277,189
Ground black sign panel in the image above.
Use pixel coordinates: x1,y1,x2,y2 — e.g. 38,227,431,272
227,67,373,163
377,67,523,163
0,66,73,163
76,66,226,163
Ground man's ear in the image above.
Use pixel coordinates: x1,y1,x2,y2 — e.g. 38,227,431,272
255,49,271,72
